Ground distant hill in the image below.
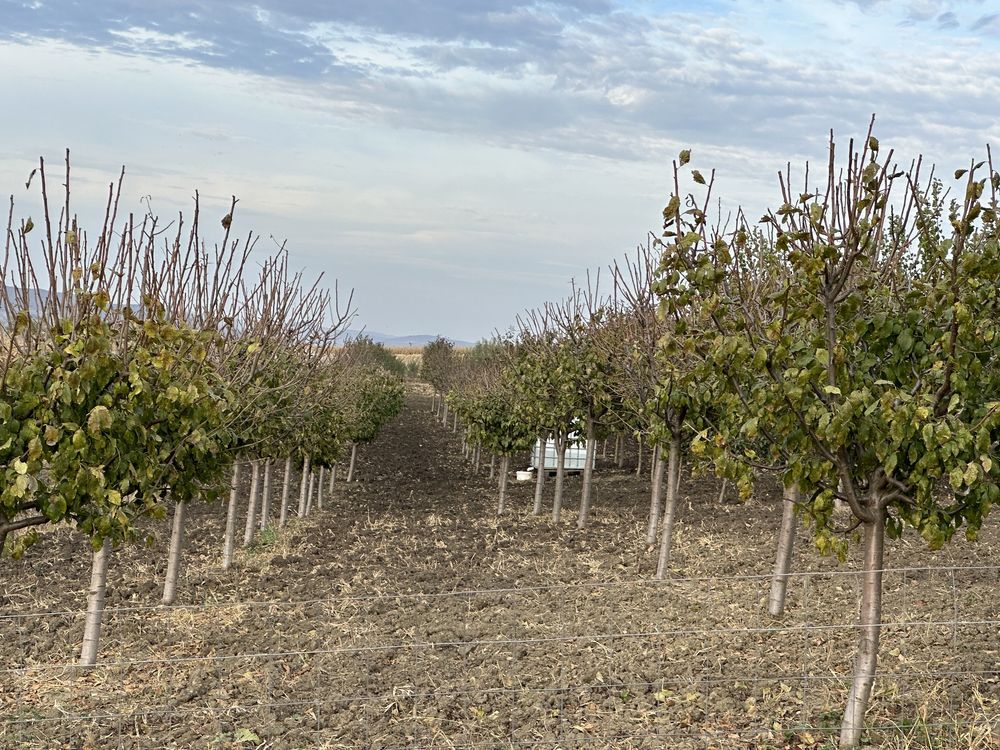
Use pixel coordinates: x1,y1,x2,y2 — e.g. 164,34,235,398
342,330,474,349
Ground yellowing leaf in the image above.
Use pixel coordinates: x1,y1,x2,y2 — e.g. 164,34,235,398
87,405,113,434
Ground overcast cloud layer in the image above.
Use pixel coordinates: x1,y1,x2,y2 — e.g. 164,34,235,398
1,0,998,340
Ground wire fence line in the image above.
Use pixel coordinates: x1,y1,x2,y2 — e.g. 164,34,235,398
4,614,999,676
6,669,1000,727
5,563,999,747
2,562,998,621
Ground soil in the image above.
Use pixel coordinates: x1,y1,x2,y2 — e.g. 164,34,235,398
2,388,999,749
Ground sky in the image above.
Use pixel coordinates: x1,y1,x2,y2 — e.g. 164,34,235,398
1,0,999,341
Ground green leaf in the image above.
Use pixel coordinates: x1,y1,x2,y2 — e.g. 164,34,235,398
885,452,898,475
964,462,979,486
897,330,913,353
27,437,42,462
949,466,964,490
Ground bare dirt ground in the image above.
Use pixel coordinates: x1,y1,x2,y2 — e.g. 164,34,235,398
2,390,999,749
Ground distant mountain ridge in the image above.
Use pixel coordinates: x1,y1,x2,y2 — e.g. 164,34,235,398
343,330,474,348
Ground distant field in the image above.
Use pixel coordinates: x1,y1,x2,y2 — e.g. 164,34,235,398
388,344,475,373
389,347,422,369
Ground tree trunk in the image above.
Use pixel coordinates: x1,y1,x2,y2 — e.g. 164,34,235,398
473,444,481,474
646,444,666,546
840,505,887,748
243,459,261,546
330,464,337,496
576,417,597,529
305,470,316,515
259,459,273,530
430,393,437,414
442,402,449,426
489,454,496,480
768,485,799,617
496,456,511,515
717,478,729,504
278,455,293,529
532,437,546,515
162,500,186,605
636,433,644,477
602,439,608,460
317,465,325,511
552,432,566,523
614,434,622,467
654,434,681,580
222,462,242,570
79,542,110,667
297,455,311,516
347,443,357,483
452,411,458,432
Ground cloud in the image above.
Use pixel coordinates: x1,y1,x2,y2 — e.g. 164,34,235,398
4,0,1000,339
971,12,1000,30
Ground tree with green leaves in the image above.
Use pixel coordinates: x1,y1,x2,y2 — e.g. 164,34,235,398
654,125,1000,747
421,336,456,423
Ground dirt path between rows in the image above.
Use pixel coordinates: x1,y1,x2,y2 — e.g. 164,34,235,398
2,389,999,749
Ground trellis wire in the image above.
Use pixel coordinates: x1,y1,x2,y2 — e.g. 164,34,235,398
1,562,997,621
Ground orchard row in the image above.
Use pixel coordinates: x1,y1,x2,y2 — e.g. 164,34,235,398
423,122,1000,748
1,154,404,664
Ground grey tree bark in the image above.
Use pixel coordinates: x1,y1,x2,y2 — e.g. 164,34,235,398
654,434,681,580
614,434,622,467
305,470,315,515
79,542,110,667
840,505,886,748
242,459,261,546
489,454,496,481
297,455,311,516
646,444,666,546
717,477,729,504
441,402,449,426
317,465,325,510
636,433,644,477
473,443,481,474
221,462,242,570
162,500,186,605
532,437,547,515
259,459,273,530
576,417,597,529
552,431,567,523
768,485,799,617
278,455,293,528
496,456,511,515
452,411,458,432
347,443,357,482
330,463,337,496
